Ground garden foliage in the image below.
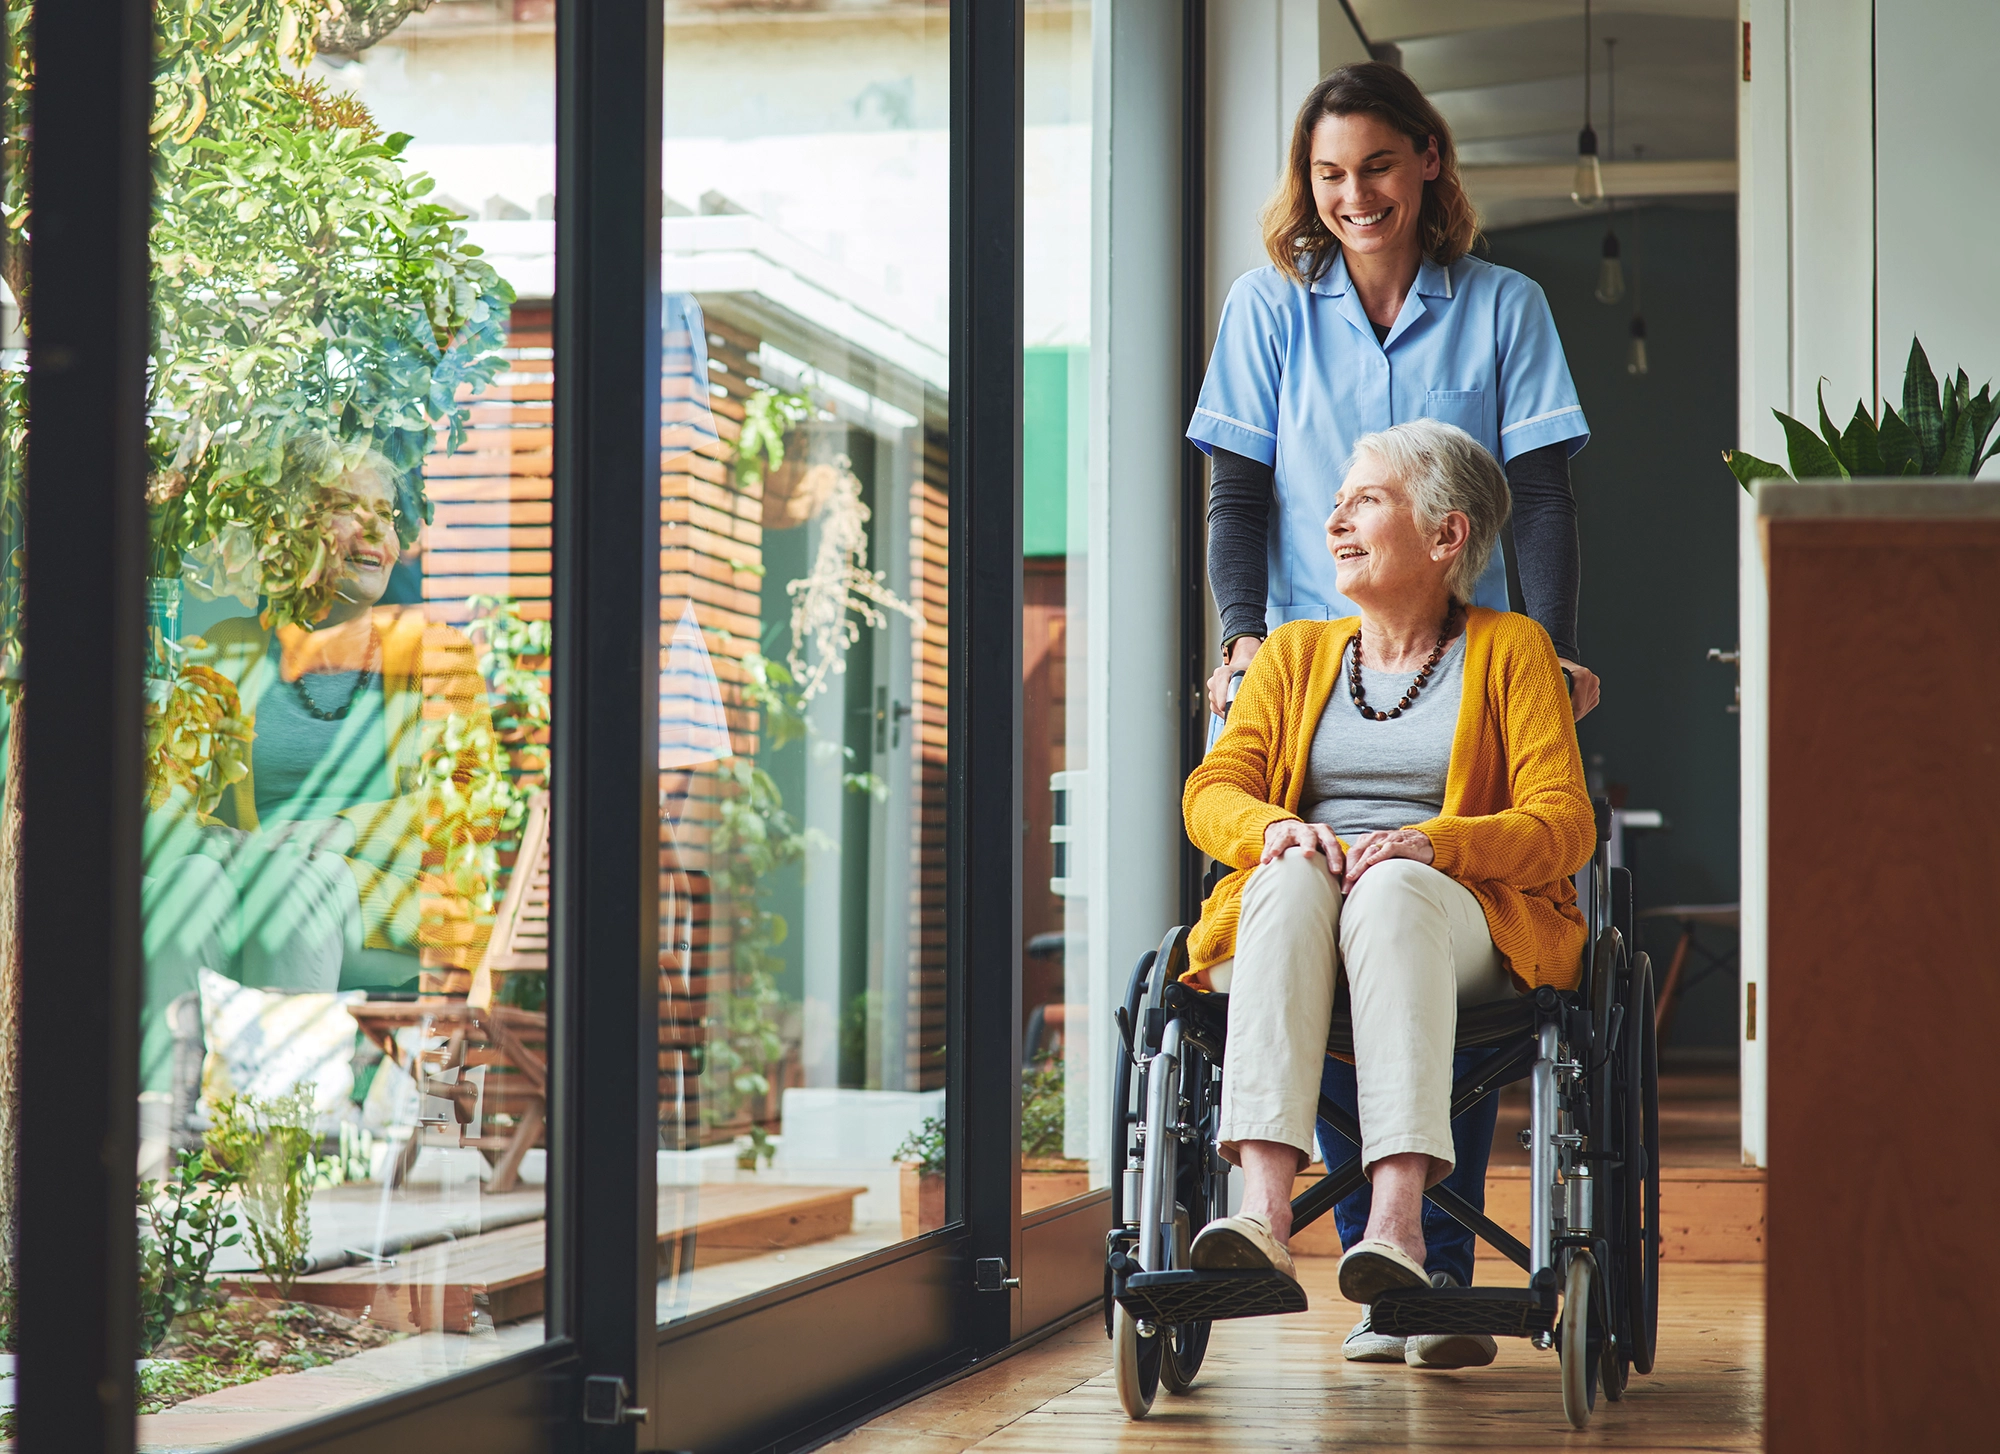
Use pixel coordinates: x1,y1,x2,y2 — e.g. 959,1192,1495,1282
137,1149,242,1357
206,1086,319,1300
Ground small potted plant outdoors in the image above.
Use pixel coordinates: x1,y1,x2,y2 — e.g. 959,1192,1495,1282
1020,1052,1090,1214
894,1116,945,1240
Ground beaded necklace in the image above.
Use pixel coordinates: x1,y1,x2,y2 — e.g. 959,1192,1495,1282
1349,608,1459,721
290,627,381,723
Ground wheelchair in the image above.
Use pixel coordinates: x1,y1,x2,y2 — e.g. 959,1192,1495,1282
1104,799,1660,1429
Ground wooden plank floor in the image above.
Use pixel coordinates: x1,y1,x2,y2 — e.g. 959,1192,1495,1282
829,1257,1763,1452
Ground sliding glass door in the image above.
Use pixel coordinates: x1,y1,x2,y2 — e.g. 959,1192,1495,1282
9,2,1197,1450
653,2,953,1328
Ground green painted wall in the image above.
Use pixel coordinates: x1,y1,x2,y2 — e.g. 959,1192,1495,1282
1025,345,1088,558
1483,206,1742,1049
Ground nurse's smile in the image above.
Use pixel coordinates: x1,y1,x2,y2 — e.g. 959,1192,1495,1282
1309,110,1439,269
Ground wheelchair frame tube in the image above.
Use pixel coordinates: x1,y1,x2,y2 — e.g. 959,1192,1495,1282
1138,1018,1183,1273
1530,1020,1561,1277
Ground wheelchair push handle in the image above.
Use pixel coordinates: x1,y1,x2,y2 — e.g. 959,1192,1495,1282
1203,670,1248,755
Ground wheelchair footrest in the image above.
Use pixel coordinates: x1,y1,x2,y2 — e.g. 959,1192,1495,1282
1116,1268,1308,1325
1367,1284,1557,1339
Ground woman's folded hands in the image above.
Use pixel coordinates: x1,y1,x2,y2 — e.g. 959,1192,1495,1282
1258,818,1437,891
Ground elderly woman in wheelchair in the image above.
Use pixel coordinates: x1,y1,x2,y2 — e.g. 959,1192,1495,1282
1180,418,1596,1362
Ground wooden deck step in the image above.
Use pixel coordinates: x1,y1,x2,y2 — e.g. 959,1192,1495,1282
228,1182,865,1333
1286,1163,1766,1263
1290,1068,1765,1262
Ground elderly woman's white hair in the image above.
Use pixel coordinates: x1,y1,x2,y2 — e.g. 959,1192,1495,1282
1347,419,1512,603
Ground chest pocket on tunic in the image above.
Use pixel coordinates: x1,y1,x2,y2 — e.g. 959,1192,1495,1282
1423,388,1485,436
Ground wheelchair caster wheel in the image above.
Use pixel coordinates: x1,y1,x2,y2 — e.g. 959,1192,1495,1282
1113,1303,1162,1418
1560,1251,1602,1430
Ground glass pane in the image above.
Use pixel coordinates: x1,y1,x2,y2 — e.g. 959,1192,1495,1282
137,6,554,1443
1022,2,1098,1209
655,1,950,1325
0,0,22,1408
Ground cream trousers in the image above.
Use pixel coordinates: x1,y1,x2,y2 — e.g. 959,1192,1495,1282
1209,847,1517,1178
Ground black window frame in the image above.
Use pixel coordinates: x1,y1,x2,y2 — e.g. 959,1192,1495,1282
9,0,1174,1448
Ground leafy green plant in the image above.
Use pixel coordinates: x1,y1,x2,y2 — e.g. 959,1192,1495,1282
137,1148,243,1356
735,1125,776,1172
700,729,806,1130
733,388,810,494
205,1086,318,1300
1021,1054,1067,1160
136,1358,237,1416
465,595,553,764
894,1116,945,1178
1726,338,2000,487
142,1,515,627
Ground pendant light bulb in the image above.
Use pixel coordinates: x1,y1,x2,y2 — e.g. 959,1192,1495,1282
1627,313,1649,376
1595,228,1625,303
1573,0,1602,206
1572,127,1604,206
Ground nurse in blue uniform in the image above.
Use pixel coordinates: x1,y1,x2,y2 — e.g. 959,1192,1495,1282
1188,63,1596,1370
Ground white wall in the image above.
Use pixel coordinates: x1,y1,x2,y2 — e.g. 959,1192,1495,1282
1082,0,1186,1179
1734,0,2000,1169
1875,0,2000,418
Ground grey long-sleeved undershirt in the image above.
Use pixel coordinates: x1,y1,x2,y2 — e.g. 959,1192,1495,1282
1206,441,1582,663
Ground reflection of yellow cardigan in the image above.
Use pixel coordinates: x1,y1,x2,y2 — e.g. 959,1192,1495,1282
1182,607,1595,990
185,606,498,969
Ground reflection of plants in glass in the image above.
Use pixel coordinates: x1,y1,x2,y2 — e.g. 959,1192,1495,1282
465,595,553,782
783,454,923,701
465,595,552,1007
315,0,436,57
894,1116,945,1178
1022,1054,1067,1160
143,1,514,626
734,388,810,495
137,1149,242,1357
413,696,511,920
839,990,880,1088
145,662,255,815
206,1086,318,1300
702,730,805,1131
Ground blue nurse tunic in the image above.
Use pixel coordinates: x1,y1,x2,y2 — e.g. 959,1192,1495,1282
1188,251,1588,630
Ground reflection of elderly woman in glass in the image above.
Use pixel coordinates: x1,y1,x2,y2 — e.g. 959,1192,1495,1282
141,441,500,1093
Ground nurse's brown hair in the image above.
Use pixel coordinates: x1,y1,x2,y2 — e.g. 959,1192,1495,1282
1261,63,1479,284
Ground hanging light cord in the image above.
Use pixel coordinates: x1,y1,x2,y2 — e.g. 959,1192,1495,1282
1583,0,1593,132
1606,35,1617,165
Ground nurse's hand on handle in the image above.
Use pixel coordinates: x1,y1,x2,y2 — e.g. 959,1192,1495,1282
1207,635,1265,716
1556,658,1600,720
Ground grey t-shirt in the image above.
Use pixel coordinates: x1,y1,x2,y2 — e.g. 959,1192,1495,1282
1301,633,1464,842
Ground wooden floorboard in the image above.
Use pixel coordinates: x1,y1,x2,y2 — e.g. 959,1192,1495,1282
828,1258,1763,1452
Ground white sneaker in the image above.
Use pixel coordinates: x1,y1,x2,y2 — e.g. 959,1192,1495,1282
1342,1308,1407,1363
1404,1272,1498,1369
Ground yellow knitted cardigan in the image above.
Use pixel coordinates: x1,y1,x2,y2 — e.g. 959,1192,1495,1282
1181,607,1595,990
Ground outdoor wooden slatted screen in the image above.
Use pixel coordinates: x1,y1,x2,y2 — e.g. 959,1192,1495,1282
421,302,949,1146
